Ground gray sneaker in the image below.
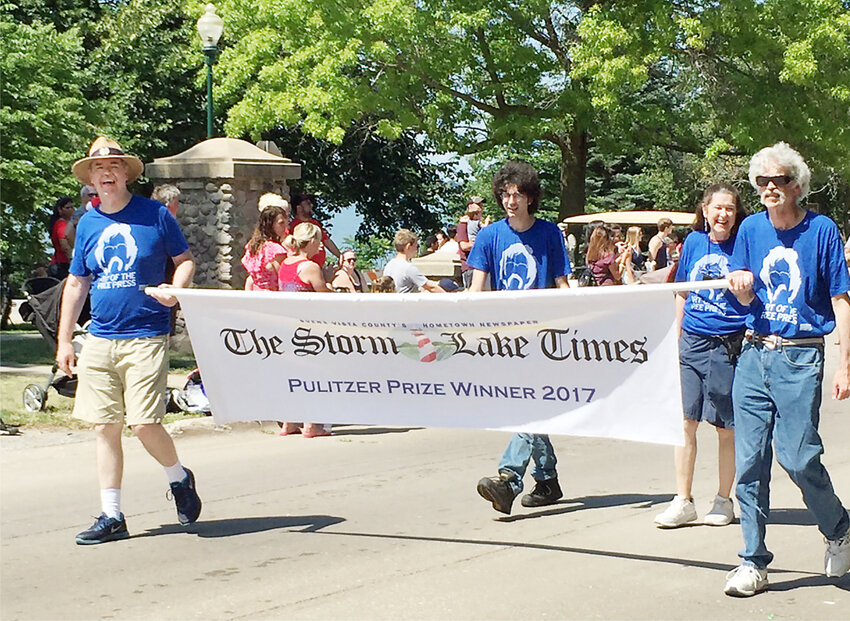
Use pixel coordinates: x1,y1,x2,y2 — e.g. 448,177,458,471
704,495,734,526
654,495,697,528
825,529,850,577
724,565,768,597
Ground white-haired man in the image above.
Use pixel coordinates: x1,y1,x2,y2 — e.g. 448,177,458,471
725,142,850,596
58,137,201,544
72,184,98,225
151,184,181,219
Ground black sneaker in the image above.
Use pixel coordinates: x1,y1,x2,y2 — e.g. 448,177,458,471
476,473,517,515
168,468,202,525
75,513,130,545
521,477,563,507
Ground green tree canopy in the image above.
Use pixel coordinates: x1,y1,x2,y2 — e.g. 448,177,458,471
0,18,101,279
266,121,463,241
214,0,850,223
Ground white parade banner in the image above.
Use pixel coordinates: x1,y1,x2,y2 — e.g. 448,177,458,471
168,281,728,446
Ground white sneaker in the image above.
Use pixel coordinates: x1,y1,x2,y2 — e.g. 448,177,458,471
724,565,768,597
825,529,850,577
704,495,734,526
654,495,698,528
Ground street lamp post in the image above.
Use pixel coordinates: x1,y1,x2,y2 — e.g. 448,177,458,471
196,4,224,139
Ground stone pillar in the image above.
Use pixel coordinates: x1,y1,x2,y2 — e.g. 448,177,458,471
146,138,301,290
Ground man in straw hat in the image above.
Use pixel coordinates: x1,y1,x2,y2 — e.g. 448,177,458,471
58,137,202,544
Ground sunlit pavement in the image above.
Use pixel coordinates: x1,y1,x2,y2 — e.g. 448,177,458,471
2,344,848,620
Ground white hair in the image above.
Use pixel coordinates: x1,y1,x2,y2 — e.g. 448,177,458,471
258,192,290,213
748,142,810,204
151,184,180,205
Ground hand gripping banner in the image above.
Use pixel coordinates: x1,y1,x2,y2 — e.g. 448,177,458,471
167,282,727,446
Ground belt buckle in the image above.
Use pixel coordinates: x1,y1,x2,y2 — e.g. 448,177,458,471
764,335,781,350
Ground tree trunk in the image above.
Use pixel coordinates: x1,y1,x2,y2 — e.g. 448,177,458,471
557,129,588,221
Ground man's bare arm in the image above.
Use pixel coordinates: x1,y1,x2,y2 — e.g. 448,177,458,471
468,269,487,292
727,270,755,306
56,274,92,376
324,236,341,259
422,279,447,293
830,293,850,400
147,250,195,307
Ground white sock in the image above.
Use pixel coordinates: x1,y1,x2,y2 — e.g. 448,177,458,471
101,488,121,519
164,461,187,484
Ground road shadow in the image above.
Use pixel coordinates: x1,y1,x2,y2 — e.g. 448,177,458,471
136,515,345,539
497,493,674,523
327,426,424,437
769,572,850,592
315,529,814,577
767,508,817,526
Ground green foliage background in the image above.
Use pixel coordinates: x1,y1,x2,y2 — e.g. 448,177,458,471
2,0,849,294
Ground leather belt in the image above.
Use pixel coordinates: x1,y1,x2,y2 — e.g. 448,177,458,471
744,330,824,350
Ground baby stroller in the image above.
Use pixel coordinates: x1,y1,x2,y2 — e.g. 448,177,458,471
17,277,90,412
166,367,211,415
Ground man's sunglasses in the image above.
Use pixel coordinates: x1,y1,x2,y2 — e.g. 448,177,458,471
755,175,792,187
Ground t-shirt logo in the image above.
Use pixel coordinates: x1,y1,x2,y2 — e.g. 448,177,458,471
498,242,537,289
759,246,801,304
93,223,138,290
689,254,729,306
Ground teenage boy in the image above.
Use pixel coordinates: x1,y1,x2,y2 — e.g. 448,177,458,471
383,229,446,293
468,161,571,514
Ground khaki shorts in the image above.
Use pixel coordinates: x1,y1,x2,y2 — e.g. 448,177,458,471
73,335,169,425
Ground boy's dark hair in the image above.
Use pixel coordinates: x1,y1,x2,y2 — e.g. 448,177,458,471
492,161,541,215
291,192,315,207
446,224,457,238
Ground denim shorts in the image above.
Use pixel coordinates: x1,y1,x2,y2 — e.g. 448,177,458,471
679,330,735,429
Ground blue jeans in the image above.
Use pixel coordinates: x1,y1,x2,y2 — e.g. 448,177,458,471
497,433,558,495
733,341,849,569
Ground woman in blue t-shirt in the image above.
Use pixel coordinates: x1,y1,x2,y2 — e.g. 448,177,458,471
654,183,749,529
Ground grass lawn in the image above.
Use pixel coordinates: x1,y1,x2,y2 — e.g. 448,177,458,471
1,373,85,429
1,373,207,430
1,332,55,365
1,327,203,430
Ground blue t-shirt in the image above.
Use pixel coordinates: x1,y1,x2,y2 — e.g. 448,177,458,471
467,218,571,290
71,195,189,338
729,210,850,337
675,231,748,335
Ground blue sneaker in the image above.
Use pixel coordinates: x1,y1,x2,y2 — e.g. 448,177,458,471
75,513,129,545
168,468,201,525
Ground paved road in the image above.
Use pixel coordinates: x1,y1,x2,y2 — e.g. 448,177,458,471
2,347,849,620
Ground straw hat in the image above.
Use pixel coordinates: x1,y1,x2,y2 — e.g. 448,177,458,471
72,137,144,185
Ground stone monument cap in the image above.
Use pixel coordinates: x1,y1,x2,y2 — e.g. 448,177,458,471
146,137,301,181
